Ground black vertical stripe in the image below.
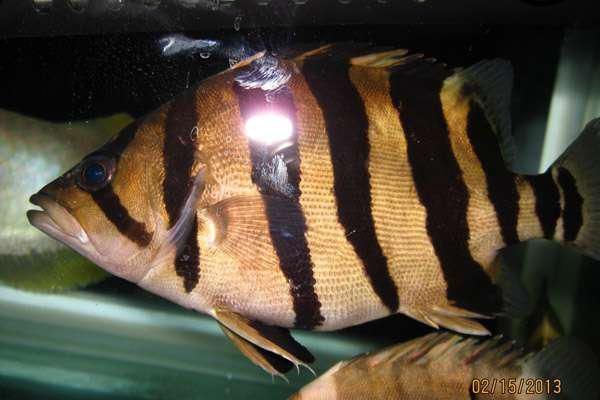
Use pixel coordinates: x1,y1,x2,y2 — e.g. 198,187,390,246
389,61,502,315
91,185,152,247
466,100,520,246
175,213,200,292
557,167,583,241
163,89,199,228
89,122,152,247
301,54,400,314
525,173,561,239
96,120,139,157
233,70,324,329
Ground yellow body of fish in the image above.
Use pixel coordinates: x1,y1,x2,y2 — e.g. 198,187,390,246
27,45,600,375
291,332,600,400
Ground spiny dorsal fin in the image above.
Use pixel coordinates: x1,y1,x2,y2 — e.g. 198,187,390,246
350,48,410,67
291,45,515,169
293,44,442,72
449,59,516,168
292,43,402,65
382,333,526,369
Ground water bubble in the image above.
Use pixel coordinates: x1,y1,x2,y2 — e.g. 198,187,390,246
338,0,351,4
257,0,269,5
233,15,242,31
200,52,211,59
67,0,88,12
106,0,125,11
32,0,52,13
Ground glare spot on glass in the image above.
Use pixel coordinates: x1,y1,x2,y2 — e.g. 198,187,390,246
244,113,293,145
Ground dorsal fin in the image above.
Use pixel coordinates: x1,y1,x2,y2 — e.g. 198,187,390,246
292,44,442,72
289,44,515,168
449,59,516,167
244,44,515,170
292,43,399,65
388,333,525,368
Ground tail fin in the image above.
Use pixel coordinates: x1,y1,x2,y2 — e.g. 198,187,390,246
523,337,600,400
553,118,600,260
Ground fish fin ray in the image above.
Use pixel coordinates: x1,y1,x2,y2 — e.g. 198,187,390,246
554,118,600,260
349,48,411,67
204,195,307,271
431,304,492,319
228,50,267,71
373,333,467,366
449,59,516,168
402,308,440,329
219,322,292,379
292,43,409,66
423,307,491,336
145,169,205,276
214,308,315,371
291,44,335,61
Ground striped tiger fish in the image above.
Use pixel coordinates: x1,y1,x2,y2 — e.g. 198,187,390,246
27,44,600,377
290,332,600,400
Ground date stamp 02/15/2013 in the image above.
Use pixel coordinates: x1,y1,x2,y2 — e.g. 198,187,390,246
471,378,562,396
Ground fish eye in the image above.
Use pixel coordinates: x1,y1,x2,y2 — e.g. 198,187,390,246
77,155,116,192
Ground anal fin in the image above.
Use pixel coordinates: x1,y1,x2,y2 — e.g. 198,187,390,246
408,306,492,336
214,308,315,376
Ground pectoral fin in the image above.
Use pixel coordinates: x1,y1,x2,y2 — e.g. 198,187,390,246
214,308,315,375
201,195,310,272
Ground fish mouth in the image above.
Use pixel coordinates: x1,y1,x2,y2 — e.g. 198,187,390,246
27,192,91,249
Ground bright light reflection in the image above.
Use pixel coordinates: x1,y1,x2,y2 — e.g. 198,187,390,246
244,112,293,145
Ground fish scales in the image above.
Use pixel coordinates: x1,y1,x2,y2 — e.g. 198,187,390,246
389,58,504,315
349,66,449,316
301,52,400,316
288,71,391,329
140,76,298,326
192,75,300,327
28,45,600,374
232,75,324,330
291,333,600,400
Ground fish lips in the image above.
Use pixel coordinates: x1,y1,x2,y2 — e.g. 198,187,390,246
27,192,91,251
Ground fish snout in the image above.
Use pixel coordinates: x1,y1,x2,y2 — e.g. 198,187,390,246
28,192,89,245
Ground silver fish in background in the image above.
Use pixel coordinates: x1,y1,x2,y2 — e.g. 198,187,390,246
291,332,600,400
27,44,600,376
0,109,130,290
